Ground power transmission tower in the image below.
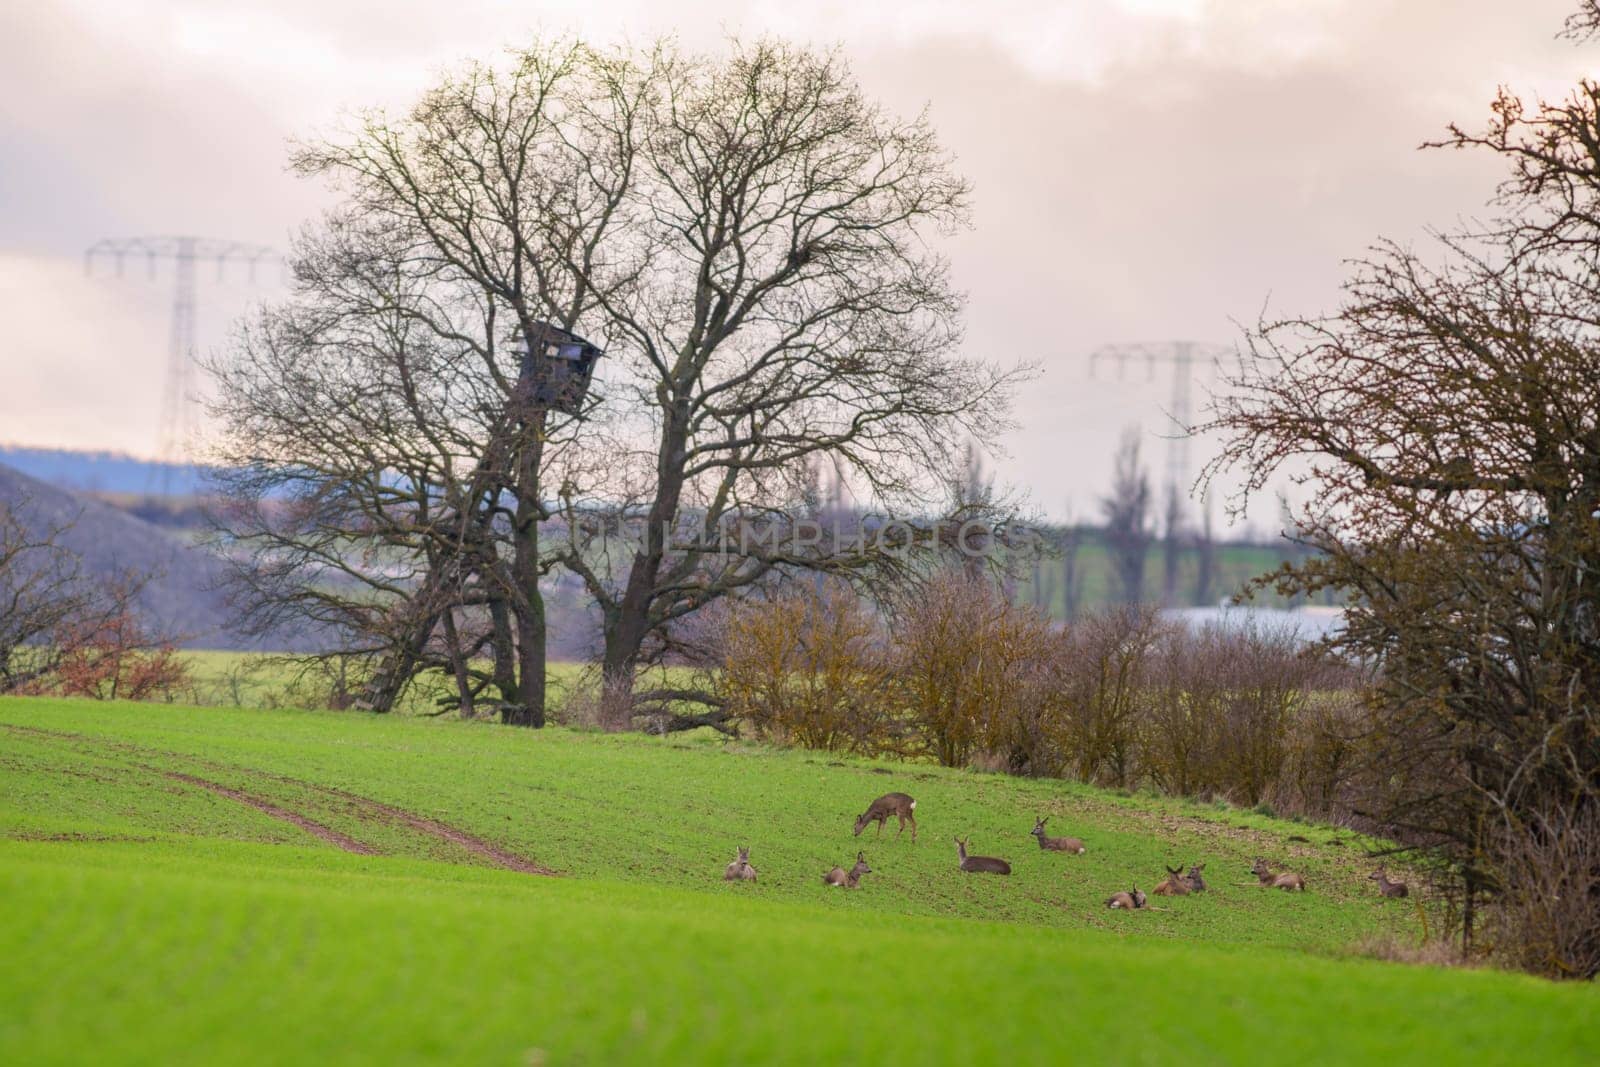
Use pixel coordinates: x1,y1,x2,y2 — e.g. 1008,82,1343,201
1089,341,1228,510
85,236,279,493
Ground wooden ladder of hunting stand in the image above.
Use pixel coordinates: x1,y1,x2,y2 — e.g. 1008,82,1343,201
355,321,604,714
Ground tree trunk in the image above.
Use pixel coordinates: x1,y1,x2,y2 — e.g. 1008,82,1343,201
357,570,443,713
441,608,475,719
507,412,548,727
599,398,691,714
489,597,519,714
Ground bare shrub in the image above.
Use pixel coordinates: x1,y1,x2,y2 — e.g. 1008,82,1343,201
1487,803,1600,980
43,609,191,703
1055,606,1163,788
1277,688,1372,819
887,570,1057,768
1210,625,1318,805
1140,626,1229,796
718,585,896,753
986,649,1077,778
276,656,365,711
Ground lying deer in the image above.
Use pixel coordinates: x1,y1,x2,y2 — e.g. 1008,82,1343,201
1249,857,1307,891
824,851,872,888
723,846,757,883
1185,862,1208,893
1030,816,1086,854
1369,866,1409,898
1153,865,1191,896
954,836,1011,875
854,793,917,842
1105,885,1148,910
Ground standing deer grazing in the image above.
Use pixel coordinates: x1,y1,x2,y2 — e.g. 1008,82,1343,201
824,852,872,888
954,836,1011,875
1184,863,1208,893
1105,885,1148,909
1030,816,1086,854
1153,865,1191,896
723,846,757,882
854,793,917,842
1250,857,1307,891
1369,866,1409,898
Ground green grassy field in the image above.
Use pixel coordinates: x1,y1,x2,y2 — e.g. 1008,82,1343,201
2,697,1594,1064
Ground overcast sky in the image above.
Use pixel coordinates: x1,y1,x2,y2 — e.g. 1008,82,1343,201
1,0,1591,528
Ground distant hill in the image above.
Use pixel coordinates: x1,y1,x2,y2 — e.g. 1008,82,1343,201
0,445,209,498
0,461,267,650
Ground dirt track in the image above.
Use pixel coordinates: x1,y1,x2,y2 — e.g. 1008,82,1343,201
2,722,557,875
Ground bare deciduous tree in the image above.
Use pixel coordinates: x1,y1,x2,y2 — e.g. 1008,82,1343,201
548,43,1025,716
0,497,165,696
1101,430,1153,605
211,38,1024,726
1203,7,1600,968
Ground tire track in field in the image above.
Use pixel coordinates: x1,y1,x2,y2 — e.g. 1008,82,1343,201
303,784,557,875
0,722,556,874
159,770,381,856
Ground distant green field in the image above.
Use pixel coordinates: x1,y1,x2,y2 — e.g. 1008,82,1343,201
1013,539,1323,617
1,698,1593,1064
178,651,605,717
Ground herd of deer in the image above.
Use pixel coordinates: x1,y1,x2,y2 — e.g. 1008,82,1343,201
722,791,1411,907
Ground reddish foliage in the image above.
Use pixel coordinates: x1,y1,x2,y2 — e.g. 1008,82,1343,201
45,610,191,702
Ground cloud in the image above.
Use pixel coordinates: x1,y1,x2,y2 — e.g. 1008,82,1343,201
0,0,1588,524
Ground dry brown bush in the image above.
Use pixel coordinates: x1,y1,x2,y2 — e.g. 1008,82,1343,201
1349,928,1476,971
714,576,1372,815
42,610,192,703
549,668,637,732
1209,626,1318,805
1487,803,1600,980
1141,626,1229,796
1054,606,1164,788
887,570,1058,768
718,585,898,754
1276,688,1372,818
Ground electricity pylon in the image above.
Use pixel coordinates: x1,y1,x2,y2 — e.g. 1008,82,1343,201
85,236,279,494
1089,341,1229,510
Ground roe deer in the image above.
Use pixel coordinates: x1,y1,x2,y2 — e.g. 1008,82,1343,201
1153,865,1191,896
1105,885,1148,909
1030,816,1086,854
1369,866,1409,898
723,846,757,882
1185,862,1208,893
1250,857,1306,891
854,793,917,842
954,836,1011,875
823,851,872,888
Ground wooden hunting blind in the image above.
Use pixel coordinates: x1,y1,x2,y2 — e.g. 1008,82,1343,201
514,321,603,415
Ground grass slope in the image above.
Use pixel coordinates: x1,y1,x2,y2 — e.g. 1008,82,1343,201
1,698,1594,1064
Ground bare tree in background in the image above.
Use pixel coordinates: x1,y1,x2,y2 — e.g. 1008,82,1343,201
1160,483,1184,606
1192,494,1218,607
0,497,162,695
1100,430,1153,605
0,500,93,691
1058,503,1085,621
